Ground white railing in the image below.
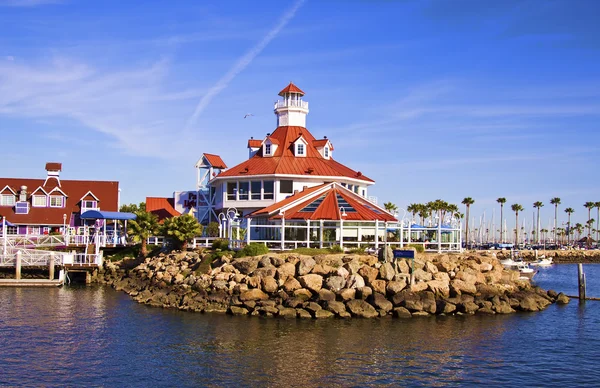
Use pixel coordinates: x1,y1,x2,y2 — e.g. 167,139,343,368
274,100,309,110
0,248,102,267
4,235,66,249
73,253,103,266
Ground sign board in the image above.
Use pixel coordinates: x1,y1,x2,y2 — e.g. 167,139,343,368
393,249,415,259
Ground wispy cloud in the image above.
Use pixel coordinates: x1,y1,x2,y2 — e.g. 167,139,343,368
184,0,306,131
0,57,204,157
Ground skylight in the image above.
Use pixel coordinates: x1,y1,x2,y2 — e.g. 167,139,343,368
300,194,326,212
336,195,357,212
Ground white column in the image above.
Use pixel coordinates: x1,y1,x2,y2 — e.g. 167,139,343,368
374,220,379,251
2,216,7,256
408,223,412,244
246,218,252,245
438,213,442,253
339,219,344,249
280,215,285,251
400,222,404,248
319,220,324,249
306,219,310,247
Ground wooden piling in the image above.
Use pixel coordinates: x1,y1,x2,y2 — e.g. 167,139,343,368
49,254,55,280
15,251,21,280
578,263,586,301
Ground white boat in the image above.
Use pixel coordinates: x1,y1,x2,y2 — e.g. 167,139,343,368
516,263,537,280
529,257,553,267
500,257,520,267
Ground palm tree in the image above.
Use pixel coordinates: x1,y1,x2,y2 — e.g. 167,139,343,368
161,214,203,250
541,228,548,247
128,210,160,257
462,197,475,248
564,207,574,246
550,197,561,244
496,197,506,243
511,204,524,245
533,201,543,244
584,201,595,248
407,203,419,223
595,202,600,245
575,223,584,241
383,202,398,215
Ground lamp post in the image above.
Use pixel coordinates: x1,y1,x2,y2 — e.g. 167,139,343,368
63,214,67,235
339,207,347,249
218,212,227,238
227,207,239,243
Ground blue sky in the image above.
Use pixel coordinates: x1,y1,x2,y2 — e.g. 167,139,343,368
1,0,599,232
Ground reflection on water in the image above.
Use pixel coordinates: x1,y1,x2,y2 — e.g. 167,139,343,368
1,265,600,387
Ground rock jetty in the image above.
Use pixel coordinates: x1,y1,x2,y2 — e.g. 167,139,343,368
98,250,569,319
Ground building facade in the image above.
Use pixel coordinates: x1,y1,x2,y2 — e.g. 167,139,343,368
0,163,119,236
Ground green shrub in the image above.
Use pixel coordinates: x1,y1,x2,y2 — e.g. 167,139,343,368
329,245,344,253
211,238,230,251
206,222,220,238
407,244,424,253
290,247,332,255
235,242,269,258
348,246,366,254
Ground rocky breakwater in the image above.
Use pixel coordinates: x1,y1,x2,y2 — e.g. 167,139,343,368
99,250,570,319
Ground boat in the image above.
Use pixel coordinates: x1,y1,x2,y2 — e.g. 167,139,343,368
529,256,553,267
516,263,537,280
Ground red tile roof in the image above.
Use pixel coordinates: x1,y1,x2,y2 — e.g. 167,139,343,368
45,162,62,171
0,177,118,225
247,139,262,148
249,182,395,222
313,139,334,150
278,82,305,96
203,153,227,169
215,126,373,182
146,197,180,222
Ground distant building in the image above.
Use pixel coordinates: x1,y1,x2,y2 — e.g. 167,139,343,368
0,163,119,235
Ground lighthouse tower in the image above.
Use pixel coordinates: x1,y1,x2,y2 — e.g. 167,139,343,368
274,82,309,127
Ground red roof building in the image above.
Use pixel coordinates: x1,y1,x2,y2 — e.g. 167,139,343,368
146,197,181,222
0,163,119,235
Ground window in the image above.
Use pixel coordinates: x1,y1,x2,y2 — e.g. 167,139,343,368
6,226,17,235
32,195,46,207
324,147,329,158
82,200,97,209
1,194,15,206
50,195,64,207
239,181,249,200
280,180,293,194
265,144,271,155
227,182,237,200
263,181,274,200
15,202,29,214
297,144,305,155
251,181,261,200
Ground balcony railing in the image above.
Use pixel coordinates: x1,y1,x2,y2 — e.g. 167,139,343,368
274,100,308,110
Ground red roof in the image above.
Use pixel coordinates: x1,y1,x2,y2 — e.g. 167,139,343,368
45,162,62,171
0,177,118,225
278,82,305,96
249,182,395,222
215,126,373,182
247,139,262,148
203,153,227,169
146,197,180,222
313,139,334,150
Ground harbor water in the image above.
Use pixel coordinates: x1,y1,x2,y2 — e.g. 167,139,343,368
1,264,599,387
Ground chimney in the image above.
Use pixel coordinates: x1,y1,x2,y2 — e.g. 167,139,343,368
19,186,27,202
44,162,62,187
303,186,308,191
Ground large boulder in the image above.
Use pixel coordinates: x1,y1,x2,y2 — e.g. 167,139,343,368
261,276,279,293
346,274,366,289
346,299,379,318
369,292,393,313
412,268,432,282
277,262,296,280
426,279,450,297
240,289,269,301
283,277,302,292
325,276,346,293
297,257,316,276
379,262,395,281
299,274,324,293
450,279,477,295
324,300,351,318
233,258,259,275
358,265,379,284
370,279,387,295
386,280,407,295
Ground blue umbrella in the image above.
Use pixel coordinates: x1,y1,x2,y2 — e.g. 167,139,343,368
0,219,14,227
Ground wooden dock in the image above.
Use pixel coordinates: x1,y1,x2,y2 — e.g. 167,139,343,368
0,279,63,287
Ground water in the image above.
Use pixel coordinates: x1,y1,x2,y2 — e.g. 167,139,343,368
1,265,600,387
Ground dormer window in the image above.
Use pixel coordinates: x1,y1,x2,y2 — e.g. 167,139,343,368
297,143,305,156
265,144,272,155
32,195,47,207
324,147,329,158
15,202,29,214
82,200,98,210
1,194,15,206
50,195,64,207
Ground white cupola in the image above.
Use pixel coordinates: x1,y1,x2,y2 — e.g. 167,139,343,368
274,82,309,128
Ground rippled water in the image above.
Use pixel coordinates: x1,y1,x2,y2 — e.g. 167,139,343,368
1,264,600,387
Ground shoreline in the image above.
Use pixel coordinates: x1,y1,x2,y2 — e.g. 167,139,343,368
95,250,570,319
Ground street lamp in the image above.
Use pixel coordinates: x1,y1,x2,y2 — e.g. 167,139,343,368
62,214,67,235
218,212,227,238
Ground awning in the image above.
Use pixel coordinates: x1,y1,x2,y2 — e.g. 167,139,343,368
80,210,137,221
0,219,14,226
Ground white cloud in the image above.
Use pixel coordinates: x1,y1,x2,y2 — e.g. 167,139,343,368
0,57,204,157
184,0,306,131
